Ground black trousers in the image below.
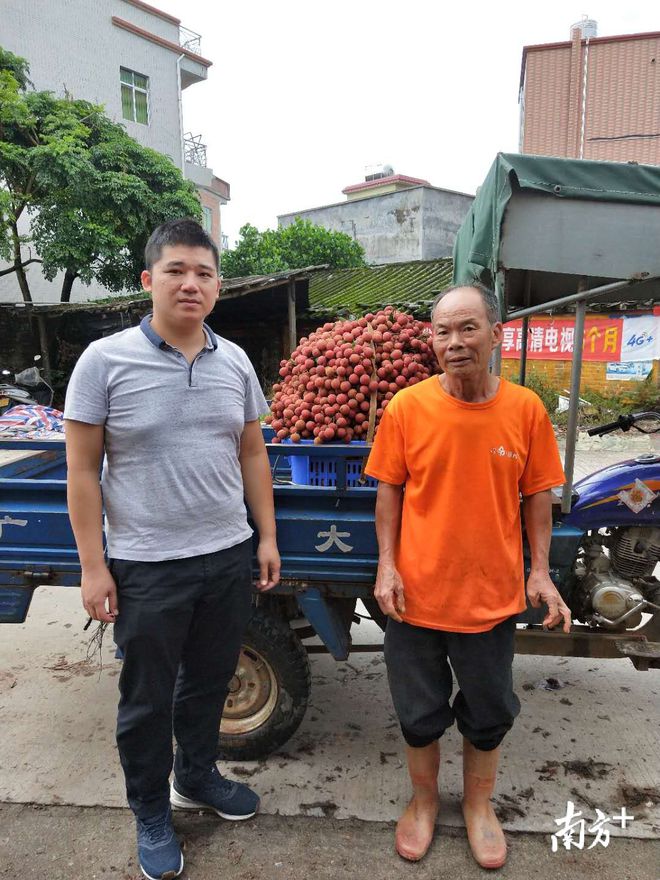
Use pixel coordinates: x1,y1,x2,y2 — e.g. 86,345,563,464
384,616,520,751
111,539,253,820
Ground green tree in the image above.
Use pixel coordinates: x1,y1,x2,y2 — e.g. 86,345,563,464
0,46,31,90
0,48,201,302
221,218,366,278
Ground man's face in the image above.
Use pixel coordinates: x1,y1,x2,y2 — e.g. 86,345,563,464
431,288,502,378
141,244,220,325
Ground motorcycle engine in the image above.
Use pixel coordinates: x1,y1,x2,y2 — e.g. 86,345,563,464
609,527,660,579
574,527,660,630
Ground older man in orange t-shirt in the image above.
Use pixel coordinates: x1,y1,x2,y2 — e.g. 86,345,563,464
365,283,569,870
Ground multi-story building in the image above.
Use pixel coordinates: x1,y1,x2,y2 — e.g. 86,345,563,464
278,168,473,265
0,0,229,302
519,19,660,164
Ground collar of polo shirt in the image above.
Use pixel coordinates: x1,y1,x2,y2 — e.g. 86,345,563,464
139,313,218,352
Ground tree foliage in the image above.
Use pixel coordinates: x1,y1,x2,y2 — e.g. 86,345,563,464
221,218,366,278
0,47,31,90
0,47,201,302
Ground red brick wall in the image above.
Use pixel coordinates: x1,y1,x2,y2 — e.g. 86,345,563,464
523,46,572,156
522,33,660,164
502,357,659,399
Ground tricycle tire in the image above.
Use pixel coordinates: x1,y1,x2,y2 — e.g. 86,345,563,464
217,607,311,761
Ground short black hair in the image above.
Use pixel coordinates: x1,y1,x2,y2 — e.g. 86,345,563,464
430,281,501,325
144,218,219,271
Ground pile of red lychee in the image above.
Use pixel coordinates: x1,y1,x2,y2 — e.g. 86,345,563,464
267,307,437,443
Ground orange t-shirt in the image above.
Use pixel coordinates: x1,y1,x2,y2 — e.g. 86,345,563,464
364,377,565,633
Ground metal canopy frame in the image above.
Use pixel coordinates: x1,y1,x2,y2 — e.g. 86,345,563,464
483,173,660,514
498,189,660,311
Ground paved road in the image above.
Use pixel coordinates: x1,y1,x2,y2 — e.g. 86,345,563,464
1,804,658,880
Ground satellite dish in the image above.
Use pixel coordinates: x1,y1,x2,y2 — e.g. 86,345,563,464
383,165,394,176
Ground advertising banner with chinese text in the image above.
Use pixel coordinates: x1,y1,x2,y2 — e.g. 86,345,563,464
502,317,621,361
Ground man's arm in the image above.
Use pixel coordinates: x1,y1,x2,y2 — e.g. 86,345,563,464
65,420,118,623
239,420,280,591
522,489,571,632
374,481,406,622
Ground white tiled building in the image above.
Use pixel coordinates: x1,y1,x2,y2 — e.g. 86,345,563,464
1,0,228,303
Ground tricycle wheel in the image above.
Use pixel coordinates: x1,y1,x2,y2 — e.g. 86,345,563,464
218,607,311,761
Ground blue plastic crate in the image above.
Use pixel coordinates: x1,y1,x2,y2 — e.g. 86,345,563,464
285,439,376,488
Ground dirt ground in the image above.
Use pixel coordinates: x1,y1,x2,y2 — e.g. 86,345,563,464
1,803,658,880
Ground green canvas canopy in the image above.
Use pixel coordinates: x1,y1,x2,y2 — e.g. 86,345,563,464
453,153,660,511
453,153,660,316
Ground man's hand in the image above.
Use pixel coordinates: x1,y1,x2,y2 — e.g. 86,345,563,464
81,564,118,623
240,420,279,592
526,570,571,633
374,560,406,623
256,536,280,592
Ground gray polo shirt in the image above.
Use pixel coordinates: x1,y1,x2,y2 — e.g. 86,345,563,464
64,316,269,561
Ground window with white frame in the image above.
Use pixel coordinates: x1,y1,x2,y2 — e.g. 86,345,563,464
120,68,149,125
202,206,213,235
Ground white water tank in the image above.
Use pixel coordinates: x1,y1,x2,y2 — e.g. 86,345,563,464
571,16,598,39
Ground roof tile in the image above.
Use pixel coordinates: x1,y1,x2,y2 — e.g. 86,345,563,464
308,259,453,317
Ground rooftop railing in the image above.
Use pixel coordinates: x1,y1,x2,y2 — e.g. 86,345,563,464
179,25,202,55
184,133,207,167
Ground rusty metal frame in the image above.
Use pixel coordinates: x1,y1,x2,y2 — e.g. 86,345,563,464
304,615,660,669
514,611,660,664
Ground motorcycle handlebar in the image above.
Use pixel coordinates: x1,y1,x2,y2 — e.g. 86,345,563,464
587,411,659,437
587,418,628,437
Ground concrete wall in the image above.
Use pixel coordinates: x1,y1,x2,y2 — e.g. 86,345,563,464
0,0,192,304
420,189,475,261
114,0,181,44
278,186,473,265
2,0,184,167
0,215,113,304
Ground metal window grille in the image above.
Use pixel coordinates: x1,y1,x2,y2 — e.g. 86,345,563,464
120,67,149,125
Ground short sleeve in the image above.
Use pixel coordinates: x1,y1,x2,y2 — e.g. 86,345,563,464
243,359,269,422
519,403,565,496
63,345,109,425
364,405,408,485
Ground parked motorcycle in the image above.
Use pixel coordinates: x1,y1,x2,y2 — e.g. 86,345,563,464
556,411,660,635
0,357,54,415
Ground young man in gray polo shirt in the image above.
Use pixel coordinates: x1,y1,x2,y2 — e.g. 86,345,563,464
65,219,280,880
